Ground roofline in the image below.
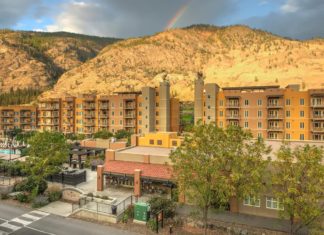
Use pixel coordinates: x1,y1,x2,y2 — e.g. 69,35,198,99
222,85,280,91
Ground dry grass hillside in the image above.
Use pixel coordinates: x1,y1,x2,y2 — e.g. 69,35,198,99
0,30,119,93
41,25,324,101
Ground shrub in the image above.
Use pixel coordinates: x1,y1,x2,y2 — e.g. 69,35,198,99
48,190,62,202
147,218,157,231
122,204,134,223
148,196,176,219
0,193,9,200
32,195,49,208
16,193,30,203
14,177,47,195
87,192,93,197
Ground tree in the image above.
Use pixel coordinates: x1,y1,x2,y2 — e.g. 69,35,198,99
170,123,270,235
273,144,324,235
24,131,69,196
93,130,113,139
114,129,131,140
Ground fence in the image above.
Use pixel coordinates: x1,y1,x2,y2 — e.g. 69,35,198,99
73,195,135,217
48,170,86,186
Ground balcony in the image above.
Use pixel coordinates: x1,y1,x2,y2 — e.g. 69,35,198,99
84,121,95,127
125,122,135,127
83,105,96,110
20,112,31,117
1,113,14,117
226,103,240,108
125,114,136,119
267,103,283,108
226,114,240,119
99,105,109,109
124,105,136,110
38,106,59,110
311,115,324,120
267,114,284,120
311,103,324,108
267,126,284,132
311,127,324,133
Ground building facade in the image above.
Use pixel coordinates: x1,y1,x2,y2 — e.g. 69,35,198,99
194,76,324,141
0,80,180,136
0,105,37,136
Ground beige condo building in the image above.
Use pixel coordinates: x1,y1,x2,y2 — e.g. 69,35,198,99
194,75,324,141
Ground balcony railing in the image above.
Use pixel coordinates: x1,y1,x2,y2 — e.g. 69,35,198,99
226,103,240,108
124,105,136,109
267,126,283,131
267,103,283,108
312,127,324,132
226,114,240,119
311,103,324,108
311,115,324,120
267,114,284,119
125,122,135,127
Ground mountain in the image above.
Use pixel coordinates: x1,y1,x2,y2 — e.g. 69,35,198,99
0,30,120,94
38,25,324,101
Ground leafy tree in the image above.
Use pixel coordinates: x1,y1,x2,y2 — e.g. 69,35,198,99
93,130,113,139
24,131,69,196
170,123,270,235
114,129,131,140
273,144,324,235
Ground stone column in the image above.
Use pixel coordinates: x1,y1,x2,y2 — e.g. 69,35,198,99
134,169,142,197
97,165,104,191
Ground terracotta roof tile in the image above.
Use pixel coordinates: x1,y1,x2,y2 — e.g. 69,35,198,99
104,161,172,180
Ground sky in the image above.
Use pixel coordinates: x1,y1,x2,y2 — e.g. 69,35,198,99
0,0,323,40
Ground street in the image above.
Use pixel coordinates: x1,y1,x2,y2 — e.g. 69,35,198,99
0,202,137,235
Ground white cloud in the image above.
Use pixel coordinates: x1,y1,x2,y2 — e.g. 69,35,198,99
281,0,299,13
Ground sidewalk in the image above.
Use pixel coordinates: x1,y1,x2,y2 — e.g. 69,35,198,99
176,205,308,235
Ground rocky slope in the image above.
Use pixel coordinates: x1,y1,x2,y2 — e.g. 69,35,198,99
40,25,324,101
0,30,119,93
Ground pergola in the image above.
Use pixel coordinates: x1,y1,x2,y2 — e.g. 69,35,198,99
69,144,105,169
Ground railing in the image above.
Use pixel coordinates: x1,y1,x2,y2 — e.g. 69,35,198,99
226,115,240,119
226,103,240,108
267,115,283,119
267,103,283,108
312,115,324,119
267,126,283,131
312,127,324,132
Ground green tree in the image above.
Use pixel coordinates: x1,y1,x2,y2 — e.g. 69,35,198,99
273,144,324,235
93,130,113,139
24,131,69,196
114,129,131,140
170,123,270,235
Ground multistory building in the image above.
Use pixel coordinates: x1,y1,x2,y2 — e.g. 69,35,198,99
0,105,37,136
194,76,324,141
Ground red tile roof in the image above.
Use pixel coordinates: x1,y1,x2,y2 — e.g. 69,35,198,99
104,161,173,180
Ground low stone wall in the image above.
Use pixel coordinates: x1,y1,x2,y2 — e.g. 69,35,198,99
72,209,122,224
185,218,289,235
62,187,85,203
0,185,14,194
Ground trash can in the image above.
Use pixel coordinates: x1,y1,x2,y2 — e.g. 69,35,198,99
111,205,117,215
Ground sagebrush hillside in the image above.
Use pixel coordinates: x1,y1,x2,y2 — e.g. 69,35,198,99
42,25,324,101
0,30,119,93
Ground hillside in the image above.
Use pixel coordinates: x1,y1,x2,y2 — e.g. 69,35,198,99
0,30,119,95
39,25,324,101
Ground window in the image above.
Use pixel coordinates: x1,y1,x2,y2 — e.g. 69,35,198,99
286,133,291,139
120,102,123,107
157,140,162,145
139,111,142,116
14,118,18,123
138,120,142,125
111,120,115,125
300,134,305,140
286,110,290,117
286,122,291,129
156,103,159,107
258,122,262,128
139,102,142,107
219,100,224,106
244,122,249,128
300,111,304,117
172,141,178,147
119,120,123,125
300,122,304,129
207,95,211,99
149,139,154,145
266,197,284,210
207,116,211,120
300,98,305,105
112,111,115,116
111,103,114,108
219,121,223,127
257,99,262,106
219,111,223,117
207,105,210,109
244,196,260,207
139,129,142,134
244,110,249,118
156,111,159,116
156,120,159,125
244,99,249,106
286,99,291,106
257,133,262,138
120,111,123,116
258,110,262,118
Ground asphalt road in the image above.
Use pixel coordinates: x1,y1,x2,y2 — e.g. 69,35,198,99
0,203,137,235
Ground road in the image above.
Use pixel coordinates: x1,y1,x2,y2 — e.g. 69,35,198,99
0,203,137,235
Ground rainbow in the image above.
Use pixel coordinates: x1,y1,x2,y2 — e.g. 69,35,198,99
164,1,192,30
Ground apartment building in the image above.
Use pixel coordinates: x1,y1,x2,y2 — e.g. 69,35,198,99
35,80,180,136
0,105,37,136
194,75,324,141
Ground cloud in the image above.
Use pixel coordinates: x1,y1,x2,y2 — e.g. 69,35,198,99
243,0,324,39
45,0,236,38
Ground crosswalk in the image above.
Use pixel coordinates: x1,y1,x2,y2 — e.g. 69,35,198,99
0,210,49,235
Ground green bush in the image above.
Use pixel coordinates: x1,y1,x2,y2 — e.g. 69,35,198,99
48,190,62,202
32,195,49,208
148,196,176,219
93,130,113,139
121,204,134,223
147,218,157,231
16,193,30,203
14,177,48,195
0,193,9,200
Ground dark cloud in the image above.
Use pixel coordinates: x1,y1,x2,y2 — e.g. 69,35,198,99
243,0,324,39
0,0,42,28
46,0,236,38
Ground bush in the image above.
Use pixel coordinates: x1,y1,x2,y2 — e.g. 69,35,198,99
14,177,47,195
148,196,176,219
48,190,62,202
16,193,30,203
147,218,157,231
121,204,134,223
0,193,9,200
32,195,49,208
87,192,93,197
